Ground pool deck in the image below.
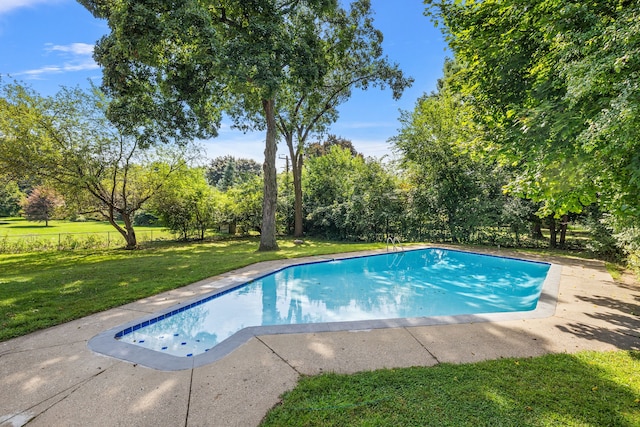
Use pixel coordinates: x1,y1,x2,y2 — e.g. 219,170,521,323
1,246,639,426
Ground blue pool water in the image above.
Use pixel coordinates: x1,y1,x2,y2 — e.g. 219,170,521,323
117,248,550,358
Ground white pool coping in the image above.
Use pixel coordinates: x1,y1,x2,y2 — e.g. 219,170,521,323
88,248,562,371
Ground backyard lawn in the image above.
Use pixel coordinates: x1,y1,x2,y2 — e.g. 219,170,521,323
0,236,386,341
2,232,638,426
0,217,174,252
0,216,177,235
261,350,640,427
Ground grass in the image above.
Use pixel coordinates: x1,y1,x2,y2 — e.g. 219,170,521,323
0,237,386,341
0,217,167,235
0,217,177,253
261,350,640,427
3,232,639,425
606,262,625,281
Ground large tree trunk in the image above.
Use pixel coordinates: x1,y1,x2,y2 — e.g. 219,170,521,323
548,215,557,248
259,99,280,251
531,217,543,239
559,214,568,248
292,157,304,237
286,135,305,238
121,212,138,249
107,210,138,250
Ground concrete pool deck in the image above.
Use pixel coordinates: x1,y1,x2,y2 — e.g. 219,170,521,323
1,247,639,426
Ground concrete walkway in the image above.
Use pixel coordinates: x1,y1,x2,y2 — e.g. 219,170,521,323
1,248,639,426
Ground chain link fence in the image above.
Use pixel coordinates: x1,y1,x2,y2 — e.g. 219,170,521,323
0,230,174,253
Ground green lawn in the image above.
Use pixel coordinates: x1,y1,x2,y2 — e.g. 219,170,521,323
0,237,386,341
0,217,177,252
0,217,165,235
261,350,640,427
3,236,639,425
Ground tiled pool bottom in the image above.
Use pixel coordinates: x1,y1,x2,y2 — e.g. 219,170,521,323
88,249,562,371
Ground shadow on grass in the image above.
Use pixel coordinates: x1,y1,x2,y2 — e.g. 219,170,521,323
261,351,640,427
0,238,386,341
2,224,56,230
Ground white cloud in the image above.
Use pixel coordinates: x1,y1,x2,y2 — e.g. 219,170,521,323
0,0,66,15
46,42,94,56
18,59,99,79
17,42,98,79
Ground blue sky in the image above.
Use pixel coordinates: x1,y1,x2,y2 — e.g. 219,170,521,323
0,0,448,166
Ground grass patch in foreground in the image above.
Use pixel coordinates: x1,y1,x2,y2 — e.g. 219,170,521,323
0,237,386,341
261,351,640,427
606,262,625,281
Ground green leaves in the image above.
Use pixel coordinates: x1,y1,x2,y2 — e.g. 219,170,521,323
429,0,640,221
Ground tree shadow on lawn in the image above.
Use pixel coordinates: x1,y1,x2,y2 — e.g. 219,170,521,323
262,350,640,427
1,224,57,230
0,239,307,340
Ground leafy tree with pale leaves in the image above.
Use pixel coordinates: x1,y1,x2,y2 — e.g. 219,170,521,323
151,168,220,241
0,179,24,217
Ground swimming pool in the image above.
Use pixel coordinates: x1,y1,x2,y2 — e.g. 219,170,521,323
89,247,561,370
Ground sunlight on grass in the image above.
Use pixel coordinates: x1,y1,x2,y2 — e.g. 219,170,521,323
59,281,83,295
0,217,167,235
261,351,640,427
605,262,623,281
0,237,385,340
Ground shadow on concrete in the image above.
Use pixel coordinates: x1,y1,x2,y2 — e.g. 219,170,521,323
556,291,640,351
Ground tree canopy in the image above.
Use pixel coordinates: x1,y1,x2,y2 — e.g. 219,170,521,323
206,155,261,189
425,0,640,221
79,0,343,250
20,186,64,227
275,0,412,237
0,81,186,248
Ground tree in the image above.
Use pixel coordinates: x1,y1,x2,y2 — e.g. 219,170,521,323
391,59,505,243
225,175,264,234
306,135,359,159
349,157,404,240
304,145,357,238
79,0,343,251
277,166,295,235
425,0,640,226
206,156,261,188
152,168,220,240
0,82,185,249
20,186,64,226
0,179,24,217
303,145,402,240
275,0,412,237
217,158,237,192
301,146,362,238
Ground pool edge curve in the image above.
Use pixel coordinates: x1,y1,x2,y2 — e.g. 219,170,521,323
88,247,561,371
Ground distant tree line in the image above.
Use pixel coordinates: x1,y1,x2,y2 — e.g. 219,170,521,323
2,0,638,272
